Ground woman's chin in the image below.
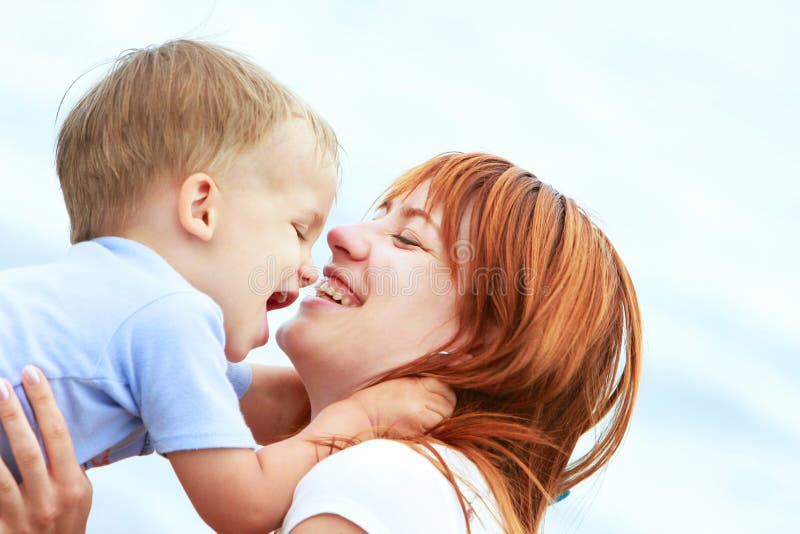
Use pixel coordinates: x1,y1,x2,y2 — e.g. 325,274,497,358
274,320,292,352
278,295,351,350
274,314,318,359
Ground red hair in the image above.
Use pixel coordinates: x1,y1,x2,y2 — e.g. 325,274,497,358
377,153,642,532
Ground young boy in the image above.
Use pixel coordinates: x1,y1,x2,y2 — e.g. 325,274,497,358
0,40,453,532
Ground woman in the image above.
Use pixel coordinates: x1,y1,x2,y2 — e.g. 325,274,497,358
4,152,641,532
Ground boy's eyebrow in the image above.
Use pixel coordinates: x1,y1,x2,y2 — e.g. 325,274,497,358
310,210,325,228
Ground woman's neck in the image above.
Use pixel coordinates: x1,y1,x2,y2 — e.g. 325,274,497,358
293,360,364,420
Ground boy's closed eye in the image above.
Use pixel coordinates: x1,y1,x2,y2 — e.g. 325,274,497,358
293,223,309,241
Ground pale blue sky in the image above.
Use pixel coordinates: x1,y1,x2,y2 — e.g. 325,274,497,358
1,1,797,532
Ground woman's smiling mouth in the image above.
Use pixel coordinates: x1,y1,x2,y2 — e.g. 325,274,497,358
314,279,360,307
313,266,363,307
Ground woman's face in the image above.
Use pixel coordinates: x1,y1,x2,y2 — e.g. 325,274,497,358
276,181,460,390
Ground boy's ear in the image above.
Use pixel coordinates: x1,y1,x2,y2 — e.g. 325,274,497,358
177,173,220,241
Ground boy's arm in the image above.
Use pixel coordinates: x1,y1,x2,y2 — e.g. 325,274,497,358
168,377,455,534
239,364,310,445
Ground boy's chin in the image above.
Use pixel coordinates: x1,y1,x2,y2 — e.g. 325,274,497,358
223,338,257,363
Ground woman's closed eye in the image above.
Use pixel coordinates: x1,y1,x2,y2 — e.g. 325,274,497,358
392,231,422,248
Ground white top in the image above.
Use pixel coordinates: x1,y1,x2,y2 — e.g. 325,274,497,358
281,439,505,534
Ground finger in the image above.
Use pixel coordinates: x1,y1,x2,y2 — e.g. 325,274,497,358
20,366,79,480
0,424,23,525
418,409,445,434
66,471,93,533
0,482,25,530
418,377,457,408
0,378,50,504
396,407,442,437
424,393,455,420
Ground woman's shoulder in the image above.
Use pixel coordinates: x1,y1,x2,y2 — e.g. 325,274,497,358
281,439,503,533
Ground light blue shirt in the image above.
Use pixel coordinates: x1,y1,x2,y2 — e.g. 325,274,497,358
0,237,255,479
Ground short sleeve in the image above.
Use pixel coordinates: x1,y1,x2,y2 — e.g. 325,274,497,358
106,292,256,454
281,440,469,534
226,361,253,399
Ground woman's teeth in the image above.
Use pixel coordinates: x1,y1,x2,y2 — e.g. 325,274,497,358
315,280,357,307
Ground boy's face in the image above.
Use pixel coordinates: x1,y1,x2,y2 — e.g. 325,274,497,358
204,118,337,362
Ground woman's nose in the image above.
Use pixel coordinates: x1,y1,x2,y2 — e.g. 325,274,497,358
327,224,369,262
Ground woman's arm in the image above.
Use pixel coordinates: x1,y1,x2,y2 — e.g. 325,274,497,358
0,365,92,533
238,364,310,445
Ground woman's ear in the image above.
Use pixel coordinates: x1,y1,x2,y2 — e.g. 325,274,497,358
177,172,219,241
436,351,475,368
446,352,475,368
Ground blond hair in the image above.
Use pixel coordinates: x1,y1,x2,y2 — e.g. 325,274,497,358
379,153,642,532
57,39,338,243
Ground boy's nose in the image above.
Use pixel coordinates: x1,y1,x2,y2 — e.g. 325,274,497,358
327,224,369,262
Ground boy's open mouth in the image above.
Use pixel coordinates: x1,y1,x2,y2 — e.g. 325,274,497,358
266,291,298,311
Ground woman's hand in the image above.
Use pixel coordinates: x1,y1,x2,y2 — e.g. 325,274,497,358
0,365,92,533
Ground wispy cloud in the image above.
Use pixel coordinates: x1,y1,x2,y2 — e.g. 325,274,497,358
1,1,797,532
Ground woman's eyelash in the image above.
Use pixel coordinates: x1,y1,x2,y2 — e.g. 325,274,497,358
392,233,420,247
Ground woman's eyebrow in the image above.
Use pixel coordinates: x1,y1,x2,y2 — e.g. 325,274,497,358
400,206,440,231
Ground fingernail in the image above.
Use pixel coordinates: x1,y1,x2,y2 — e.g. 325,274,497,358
22,365,41,385
0,380,9,401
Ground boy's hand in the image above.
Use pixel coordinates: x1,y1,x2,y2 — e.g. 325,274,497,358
346,377,456,438
166,377,454,533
